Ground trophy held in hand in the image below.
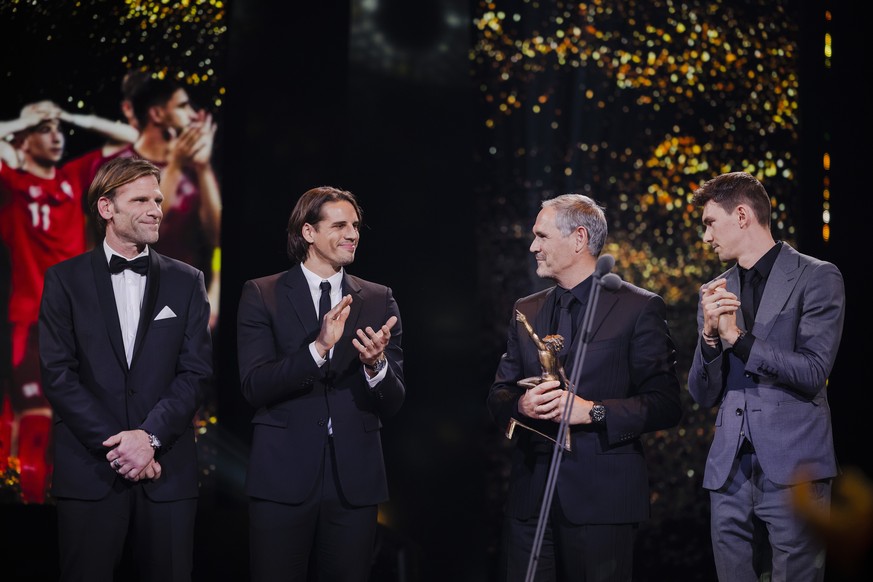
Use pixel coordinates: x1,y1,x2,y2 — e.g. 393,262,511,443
505,310,573,451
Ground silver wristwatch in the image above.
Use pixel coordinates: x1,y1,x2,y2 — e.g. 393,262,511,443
589,402,607,425
364,354,387,373
141,429,162,450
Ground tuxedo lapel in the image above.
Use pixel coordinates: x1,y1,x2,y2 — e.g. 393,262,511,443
130,250,161,369
90,248,128,371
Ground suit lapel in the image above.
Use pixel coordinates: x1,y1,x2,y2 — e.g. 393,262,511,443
754,244,802,340
283,265,316,335
580,287,620,345
534,289,557,339
130,250,161,369
90,248,128,371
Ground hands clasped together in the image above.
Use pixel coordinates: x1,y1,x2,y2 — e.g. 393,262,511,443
518,379,597,425
104,430,160,482
700,278,743,346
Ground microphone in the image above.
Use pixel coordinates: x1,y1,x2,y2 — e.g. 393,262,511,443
600,273,622,291
594,254,615,278
525,251,619,581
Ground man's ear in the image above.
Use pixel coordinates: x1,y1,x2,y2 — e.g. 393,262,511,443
301,223,316,243
574,225,589,252
147,104,165,126
736,204,751,227
97,196,114,221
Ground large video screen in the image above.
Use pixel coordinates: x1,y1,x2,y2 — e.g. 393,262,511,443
0,0,228,505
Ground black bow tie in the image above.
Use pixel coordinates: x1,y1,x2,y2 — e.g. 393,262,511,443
109,254,149,276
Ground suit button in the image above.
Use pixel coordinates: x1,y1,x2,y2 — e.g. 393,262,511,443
317,418,327,427
735,408,743,416
129,389,135,396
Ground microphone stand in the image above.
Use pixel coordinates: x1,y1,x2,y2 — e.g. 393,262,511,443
524,257,620,582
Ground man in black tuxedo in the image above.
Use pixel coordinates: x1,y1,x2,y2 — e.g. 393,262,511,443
487,194,682,582
39,157,212,581
237,186,404,582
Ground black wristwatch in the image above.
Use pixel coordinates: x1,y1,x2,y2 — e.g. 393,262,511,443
589,402,607,425
364,353,387,373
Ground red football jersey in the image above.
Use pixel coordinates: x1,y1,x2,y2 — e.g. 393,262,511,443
0,151,101,324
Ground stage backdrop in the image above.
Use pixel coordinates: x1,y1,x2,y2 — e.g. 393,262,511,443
0,0,228,505
1,1,865,582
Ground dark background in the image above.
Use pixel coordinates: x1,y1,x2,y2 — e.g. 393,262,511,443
1,1,870,581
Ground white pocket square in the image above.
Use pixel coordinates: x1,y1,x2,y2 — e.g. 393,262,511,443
154,306,177,321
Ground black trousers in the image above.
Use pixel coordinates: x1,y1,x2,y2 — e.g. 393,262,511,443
56,481,197,582
502,497,636,582
249,438,378,582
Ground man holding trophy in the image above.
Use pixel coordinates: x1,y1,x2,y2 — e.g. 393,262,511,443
487,194,682,582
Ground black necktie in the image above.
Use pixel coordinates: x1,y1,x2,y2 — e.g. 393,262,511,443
740,268,758,332
556,291,575,357
318,280,332,323
109,254,149,276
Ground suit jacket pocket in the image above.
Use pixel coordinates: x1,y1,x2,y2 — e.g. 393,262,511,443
150,317,182,329
362,414,382,433
597,436,643,455
252,407,290,428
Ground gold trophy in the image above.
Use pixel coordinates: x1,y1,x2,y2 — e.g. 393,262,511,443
505,310,572,451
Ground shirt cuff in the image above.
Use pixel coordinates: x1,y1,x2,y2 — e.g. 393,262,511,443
309,342,328,367
364,363,388,388
731,332,754,362
700,336,722,360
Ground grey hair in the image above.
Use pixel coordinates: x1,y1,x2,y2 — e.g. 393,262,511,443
542,194,608,256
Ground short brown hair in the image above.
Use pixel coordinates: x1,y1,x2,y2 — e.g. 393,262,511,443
286,186,363,264
691,171,772,228
88,157,162,233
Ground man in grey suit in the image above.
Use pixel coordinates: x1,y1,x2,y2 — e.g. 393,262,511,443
689,171,845,582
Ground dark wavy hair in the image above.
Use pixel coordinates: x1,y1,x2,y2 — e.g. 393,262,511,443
286,186,363,264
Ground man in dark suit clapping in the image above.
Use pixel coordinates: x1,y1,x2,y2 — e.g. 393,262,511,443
237,186,404,582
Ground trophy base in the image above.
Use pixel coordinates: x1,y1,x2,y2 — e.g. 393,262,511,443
505,417,572,452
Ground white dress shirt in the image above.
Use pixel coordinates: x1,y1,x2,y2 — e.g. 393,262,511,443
104,241,149,366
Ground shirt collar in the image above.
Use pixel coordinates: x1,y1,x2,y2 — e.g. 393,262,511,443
300,263,344,294
558,275,594,306
102,239,149,264
739,240,781,280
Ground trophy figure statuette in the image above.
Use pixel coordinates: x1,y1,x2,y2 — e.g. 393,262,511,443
506,310,572,451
